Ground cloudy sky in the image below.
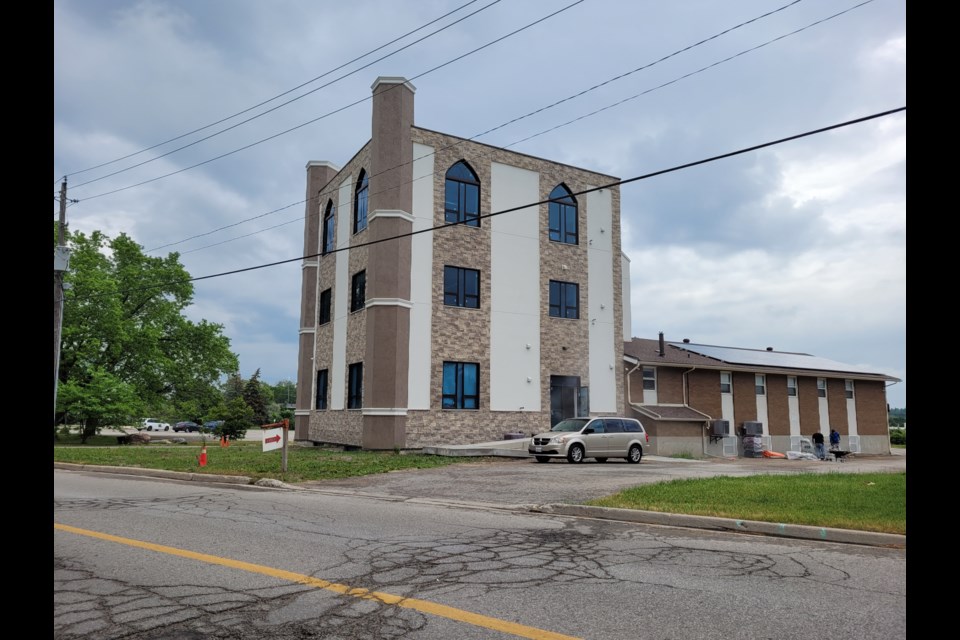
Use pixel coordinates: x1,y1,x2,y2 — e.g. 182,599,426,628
53,0,906,409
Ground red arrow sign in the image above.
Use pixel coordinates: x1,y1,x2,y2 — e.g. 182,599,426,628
264,434,281,444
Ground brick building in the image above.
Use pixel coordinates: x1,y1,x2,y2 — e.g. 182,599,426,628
623,335,901,457
295,77,630,449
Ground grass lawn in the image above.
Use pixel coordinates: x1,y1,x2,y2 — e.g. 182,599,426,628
587,472,906,534
53,437,494,484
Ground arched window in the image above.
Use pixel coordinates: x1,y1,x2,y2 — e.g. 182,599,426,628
353,169,369,234
322,199,335,254
548,184,577,244
444,161,480,227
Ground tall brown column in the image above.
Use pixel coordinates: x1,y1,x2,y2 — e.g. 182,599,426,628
296,161,339,441
362,77,415,449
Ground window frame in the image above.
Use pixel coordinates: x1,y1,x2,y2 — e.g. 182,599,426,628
315,369,328,410
845,379,854,399
817,378,827,398
548,280,580,319
348,363,363,409
720,371,732,394
353,170,369,234
319,288,332,325
442,361,480,410
755,374,766,396
351,270,366,312
787,375,798,397
443,265,480,308
444,161,481,228
322,199,336,254
548,184,578,245
642,367,656,391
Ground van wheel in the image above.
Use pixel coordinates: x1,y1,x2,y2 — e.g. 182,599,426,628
535,456,550,463
595,458,607,463
567,444,585,463
627,444,642,464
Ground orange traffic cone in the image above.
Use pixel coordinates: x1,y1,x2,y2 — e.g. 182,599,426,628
199,446,208,467
220,434,229,448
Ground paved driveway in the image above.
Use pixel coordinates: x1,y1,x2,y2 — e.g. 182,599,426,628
296,449,906,507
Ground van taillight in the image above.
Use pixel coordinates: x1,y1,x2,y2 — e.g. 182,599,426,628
645,432,649,442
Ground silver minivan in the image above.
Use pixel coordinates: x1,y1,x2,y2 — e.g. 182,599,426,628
528,417,648,463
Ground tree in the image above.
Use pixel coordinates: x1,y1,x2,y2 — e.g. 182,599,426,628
243,368,270,427
55,229,239,441
220,397,253,441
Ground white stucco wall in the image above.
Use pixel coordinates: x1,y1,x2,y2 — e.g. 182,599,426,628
621,252,632,343
408,143,435,409
490,162,542,411
587,188,616,412
330,176,353,410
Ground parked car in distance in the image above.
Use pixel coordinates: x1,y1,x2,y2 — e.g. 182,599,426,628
140,418,172,432
203,420,225,433
529,417,648,464
173,421,201,433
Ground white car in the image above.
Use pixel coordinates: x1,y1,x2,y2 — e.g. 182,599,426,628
141,418,171,432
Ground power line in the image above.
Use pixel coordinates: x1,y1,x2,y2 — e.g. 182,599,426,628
69,106,905,303
68,0,505,189
70,0,586,203
61,0,491,180
149,0,867,255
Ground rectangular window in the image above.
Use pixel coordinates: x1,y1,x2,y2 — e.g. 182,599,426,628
442,362,479,409
817,378,827,398
315,369,328,410
548,280,579,318
443,266,480,308
787,376,798,397
348,363,363,409
319,288,332,325
642,367,656,390
351,271,366,312
720,371,732,394
755,374,766,395
845,379,854,399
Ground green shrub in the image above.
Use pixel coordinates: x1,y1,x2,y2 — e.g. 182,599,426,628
889,428,906,445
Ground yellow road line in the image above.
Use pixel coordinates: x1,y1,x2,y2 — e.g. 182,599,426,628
55,522,579,640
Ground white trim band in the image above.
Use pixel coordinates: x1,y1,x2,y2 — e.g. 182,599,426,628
365,298,413,309
369,209,414,223
362,408,409,416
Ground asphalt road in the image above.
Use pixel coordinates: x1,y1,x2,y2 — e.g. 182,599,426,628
55,468,907,640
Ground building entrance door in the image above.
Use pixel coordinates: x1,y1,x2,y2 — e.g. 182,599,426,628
550,375,588,427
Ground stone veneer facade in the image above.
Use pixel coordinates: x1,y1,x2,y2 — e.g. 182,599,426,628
296,77,626,449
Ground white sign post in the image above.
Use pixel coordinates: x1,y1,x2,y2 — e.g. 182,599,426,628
261,419,289,472
262,427,283,452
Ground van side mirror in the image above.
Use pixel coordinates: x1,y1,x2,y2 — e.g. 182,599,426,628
583,428,594,434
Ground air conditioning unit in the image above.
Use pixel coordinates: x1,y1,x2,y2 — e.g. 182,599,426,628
711,420,730,436
742,421,764,436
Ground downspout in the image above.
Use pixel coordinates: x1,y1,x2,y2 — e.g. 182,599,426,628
683,365,722,458
626,359,641,407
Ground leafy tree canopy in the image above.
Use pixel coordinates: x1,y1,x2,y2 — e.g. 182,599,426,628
56,228,239,438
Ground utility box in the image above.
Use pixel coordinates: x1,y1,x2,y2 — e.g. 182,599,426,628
711,420,730,436
742,421,763,436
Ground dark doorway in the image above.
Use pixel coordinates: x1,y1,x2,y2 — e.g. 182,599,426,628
550,375,589,427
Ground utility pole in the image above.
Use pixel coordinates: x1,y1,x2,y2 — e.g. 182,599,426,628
54,178,71,427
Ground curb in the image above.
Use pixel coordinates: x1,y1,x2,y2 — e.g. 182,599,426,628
532,504,906,548
54,462,253,486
